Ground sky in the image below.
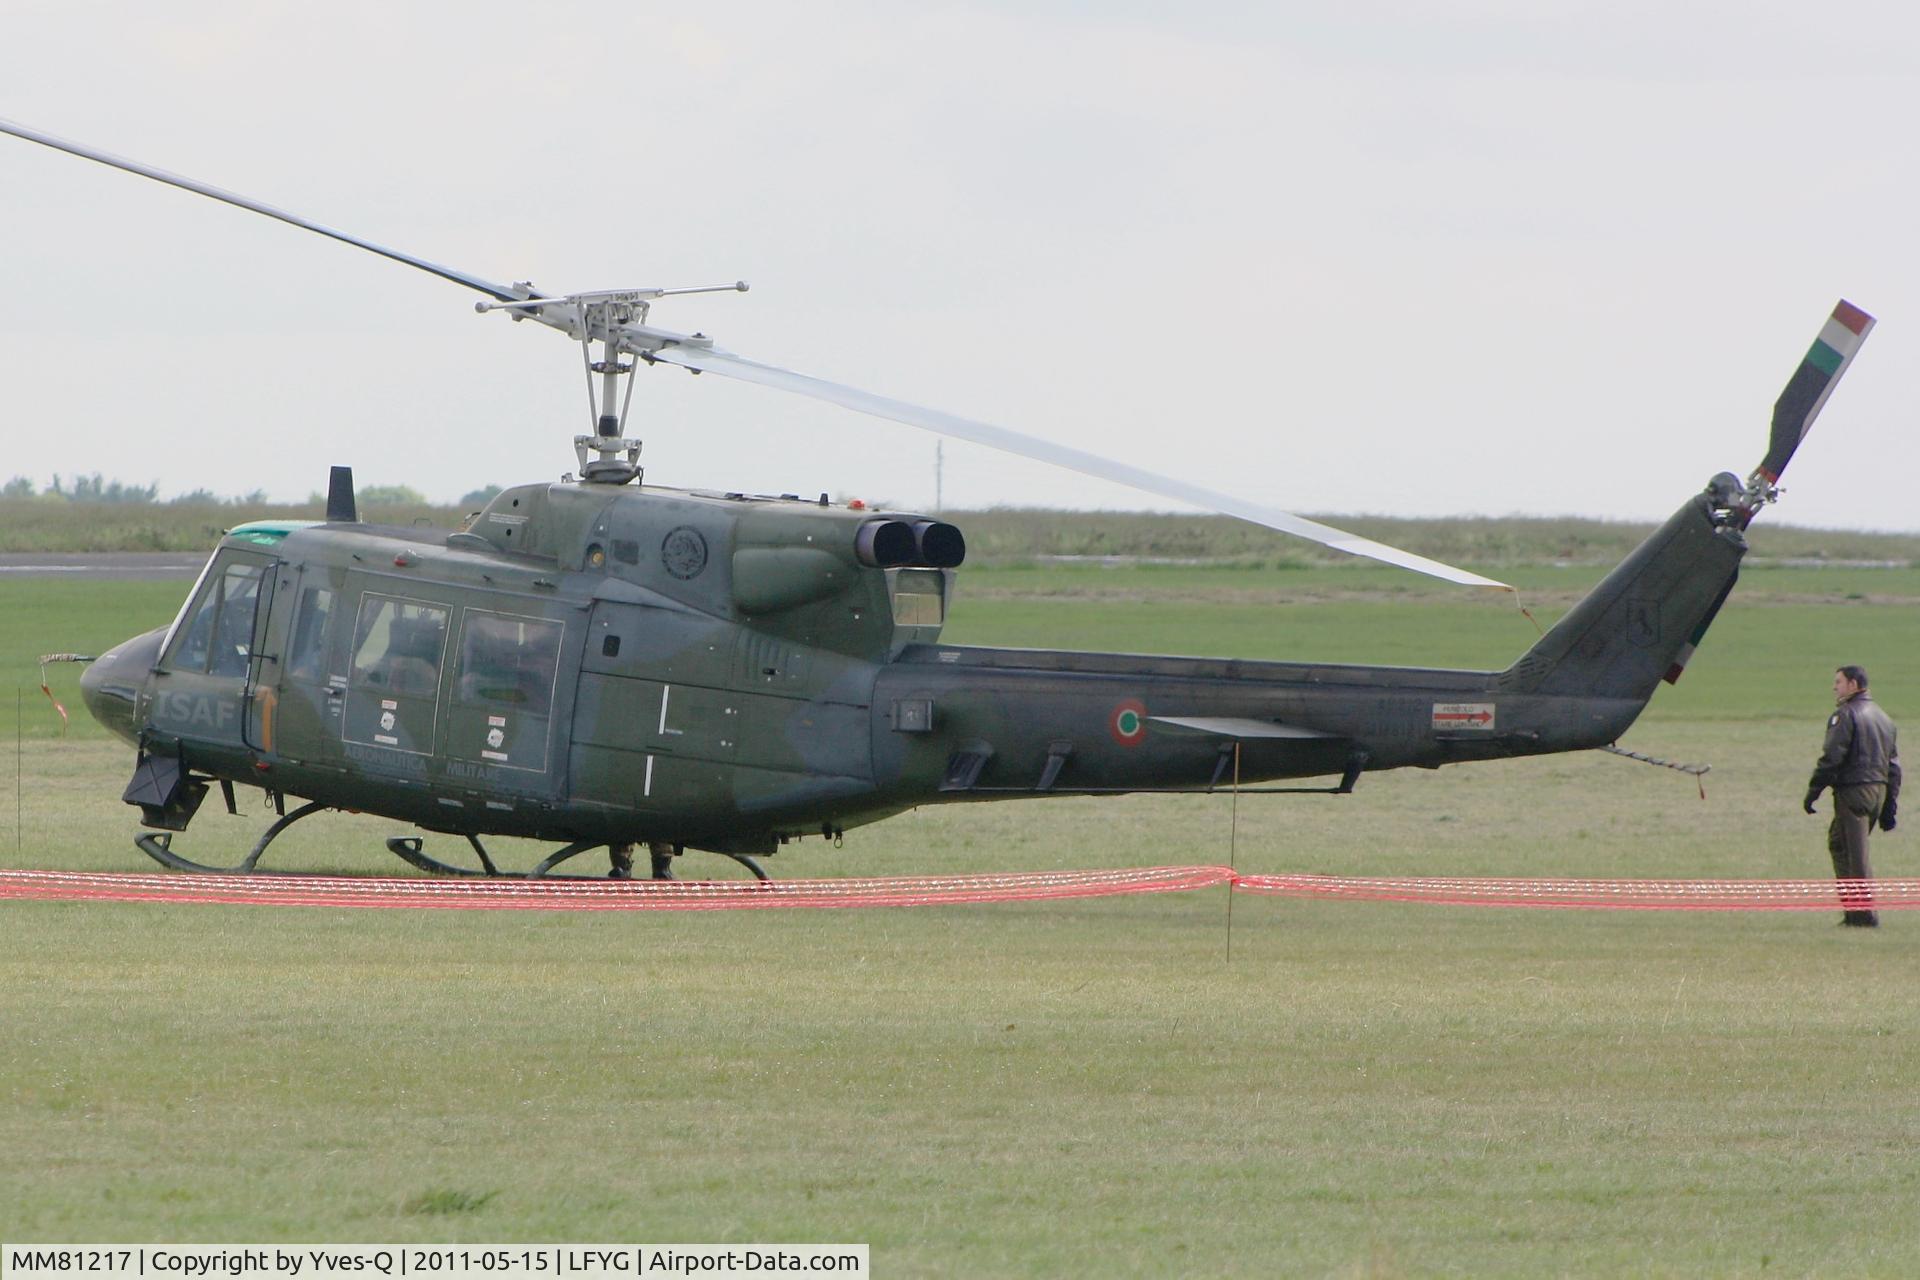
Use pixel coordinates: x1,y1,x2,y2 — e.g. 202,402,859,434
2,1,1917,539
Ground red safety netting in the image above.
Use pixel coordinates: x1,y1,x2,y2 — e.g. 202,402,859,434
3,867,1915,913
1233,873,1920,912
0,865,1231,912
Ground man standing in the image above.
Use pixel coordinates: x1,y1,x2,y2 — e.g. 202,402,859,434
1805,665,1900,927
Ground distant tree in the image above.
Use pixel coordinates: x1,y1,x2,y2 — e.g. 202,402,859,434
168,487,273,506
459,484,503,507
54,473,161,503
1,476,36,498
357,484,428,506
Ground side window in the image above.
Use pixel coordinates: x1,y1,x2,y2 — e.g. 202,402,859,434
455,612,563,715
287,587,335,683
447,610,564,772
349,596,449,697
165,559,267,676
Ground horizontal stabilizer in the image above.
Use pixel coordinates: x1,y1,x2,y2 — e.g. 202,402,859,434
1148,716,1339,739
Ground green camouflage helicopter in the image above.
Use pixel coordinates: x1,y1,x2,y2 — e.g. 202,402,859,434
1,118,1875,880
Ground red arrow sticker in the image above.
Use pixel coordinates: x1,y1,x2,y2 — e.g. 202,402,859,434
1432,702,1496,731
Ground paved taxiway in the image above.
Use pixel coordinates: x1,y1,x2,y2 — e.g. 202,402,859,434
0,553,204,580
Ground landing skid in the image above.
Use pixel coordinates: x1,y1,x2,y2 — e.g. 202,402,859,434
385,835,770,881
135,801,330,874
135,802,769,881
384,835,608,879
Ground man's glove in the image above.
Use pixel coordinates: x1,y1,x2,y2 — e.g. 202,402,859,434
1804,787,1823,815
1882,799,1898,832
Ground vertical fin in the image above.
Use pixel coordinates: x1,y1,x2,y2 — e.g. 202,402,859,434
1663,571,1739,684
1498,494,1743,703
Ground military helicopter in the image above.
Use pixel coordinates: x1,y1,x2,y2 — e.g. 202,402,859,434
2,118,1875,881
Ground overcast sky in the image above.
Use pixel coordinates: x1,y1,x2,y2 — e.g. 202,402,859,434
2,2,1916,538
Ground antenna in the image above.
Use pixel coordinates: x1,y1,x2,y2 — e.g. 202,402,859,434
325,466,357,522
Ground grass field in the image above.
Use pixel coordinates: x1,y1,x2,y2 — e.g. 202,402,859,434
5,550,1920,1275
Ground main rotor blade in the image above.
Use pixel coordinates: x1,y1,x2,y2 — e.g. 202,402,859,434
648,344,1511,590
0,116,527,303
1755,300,1875,484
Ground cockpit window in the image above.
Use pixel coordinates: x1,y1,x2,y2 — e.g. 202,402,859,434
287,587,335,683
165,559,267,676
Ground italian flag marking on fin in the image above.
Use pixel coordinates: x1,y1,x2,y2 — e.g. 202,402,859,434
1832,300,1874,337
1805,304,1872,375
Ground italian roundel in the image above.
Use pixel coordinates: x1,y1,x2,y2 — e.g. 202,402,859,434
1109,699,1147,746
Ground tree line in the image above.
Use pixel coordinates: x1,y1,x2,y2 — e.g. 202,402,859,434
1,474,503,508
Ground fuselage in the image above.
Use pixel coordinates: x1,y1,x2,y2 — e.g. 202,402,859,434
82,479,1744,859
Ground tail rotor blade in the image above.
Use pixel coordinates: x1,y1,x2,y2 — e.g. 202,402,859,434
1756,300,1875,485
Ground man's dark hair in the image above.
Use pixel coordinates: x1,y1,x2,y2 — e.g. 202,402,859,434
1838,664,1870,689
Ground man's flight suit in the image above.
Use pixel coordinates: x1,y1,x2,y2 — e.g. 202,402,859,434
1807,692,1901,926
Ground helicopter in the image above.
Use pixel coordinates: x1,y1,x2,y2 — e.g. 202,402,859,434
1,117,1875,881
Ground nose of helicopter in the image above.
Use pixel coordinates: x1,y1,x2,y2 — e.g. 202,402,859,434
80,626,166,747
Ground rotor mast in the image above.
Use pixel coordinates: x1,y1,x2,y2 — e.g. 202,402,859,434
478,281,749,485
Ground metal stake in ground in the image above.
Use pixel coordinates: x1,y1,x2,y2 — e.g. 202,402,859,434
1226,741,1241,964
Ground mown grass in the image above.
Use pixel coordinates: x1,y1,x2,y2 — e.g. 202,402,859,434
5,559,1920,1274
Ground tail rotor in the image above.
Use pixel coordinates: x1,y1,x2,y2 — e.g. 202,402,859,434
1735,300,1875,526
